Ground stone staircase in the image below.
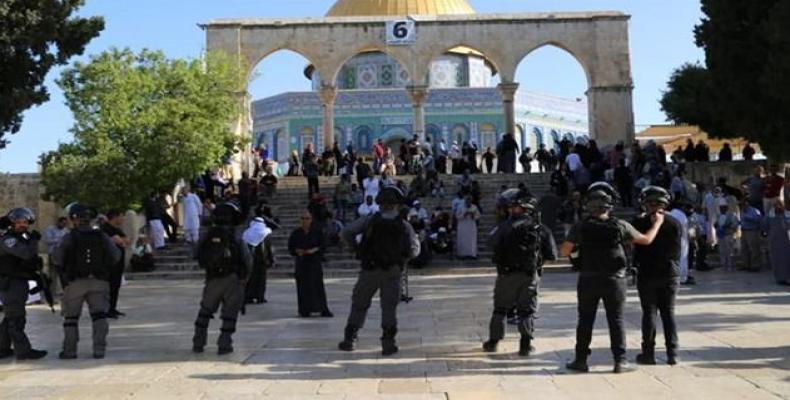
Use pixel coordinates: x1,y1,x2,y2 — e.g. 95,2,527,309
127,173,635,280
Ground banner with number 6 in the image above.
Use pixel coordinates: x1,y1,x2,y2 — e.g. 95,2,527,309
386,20,416,45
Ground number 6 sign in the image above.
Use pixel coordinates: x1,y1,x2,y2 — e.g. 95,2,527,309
386,20,416,45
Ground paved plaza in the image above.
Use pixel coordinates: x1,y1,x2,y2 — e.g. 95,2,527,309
2,267,789,399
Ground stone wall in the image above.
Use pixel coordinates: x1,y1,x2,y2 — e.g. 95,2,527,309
683,161,768,187
0,173,61,237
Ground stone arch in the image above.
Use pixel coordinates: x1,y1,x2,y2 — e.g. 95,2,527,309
243,47,324,85
514,42,592,88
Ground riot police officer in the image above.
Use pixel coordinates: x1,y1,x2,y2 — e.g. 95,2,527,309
338,186,420,356
559,182,665,373
56,203,121,359
192,202,251,355
633,186,682,365
0,208,48,360
483,189,557,356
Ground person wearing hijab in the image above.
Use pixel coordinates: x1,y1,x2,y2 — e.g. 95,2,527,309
288,210,332,317
243,217,273,304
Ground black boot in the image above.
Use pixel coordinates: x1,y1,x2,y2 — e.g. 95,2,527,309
338,325,358,352
566,351,589,373
17,349,47,360
667,353,679,366
636,346,656,365
518,337,535,357
482,340,499,352
381,326,398,356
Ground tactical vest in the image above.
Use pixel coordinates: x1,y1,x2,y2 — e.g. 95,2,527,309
65,230,112,281
359,213,409,270
577,217,627,278
492,216,543,274
198,226,243,280
0,233,28,279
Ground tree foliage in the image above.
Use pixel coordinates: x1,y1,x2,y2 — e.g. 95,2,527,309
40,49,246,210
661,0,790,160
0,0,104,148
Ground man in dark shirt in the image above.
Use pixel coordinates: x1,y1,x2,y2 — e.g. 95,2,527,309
632,187,682,366
101,209,131,318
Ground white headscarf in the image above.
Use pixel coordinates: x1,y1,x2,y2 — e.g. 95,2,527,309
242,217,271,247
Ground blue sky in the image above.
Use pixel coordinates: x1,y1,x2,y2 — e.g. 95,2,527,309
0,0,704,173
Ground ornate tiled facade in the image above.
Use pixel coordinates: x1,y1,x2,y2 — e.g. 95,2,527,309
254,52,589,161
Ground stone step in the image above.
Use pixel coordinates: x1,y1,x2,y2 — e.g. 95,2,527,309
125,262,575,281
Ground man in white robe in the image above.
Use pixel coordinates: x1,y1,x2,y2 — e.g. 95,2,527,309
180,186,203,244
455,197,481,259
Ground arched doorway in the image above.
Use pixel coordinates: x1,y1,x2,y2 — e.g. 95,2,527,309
355,126,373,154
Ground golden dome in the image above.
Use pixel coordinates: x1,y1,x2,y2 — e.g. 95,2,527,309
327,0,475,17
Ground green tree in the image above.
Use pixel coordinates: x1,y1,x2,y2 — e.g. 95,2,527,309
661,0,790,160
40,48,246,210
0,0,104,148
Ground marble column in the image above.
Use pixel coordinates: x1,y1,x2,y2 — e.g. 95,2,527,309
587,84,635,146
319,85,337,152
497,82,519,137
407,85,429,141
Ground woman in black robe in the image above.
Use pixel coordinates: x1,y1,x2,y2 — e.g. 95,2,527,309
288,210,333,317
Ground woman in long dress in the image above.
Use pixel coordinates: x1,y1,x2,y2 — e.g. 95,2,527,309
455,196,481,259
763,199,790,285
288,210,333,317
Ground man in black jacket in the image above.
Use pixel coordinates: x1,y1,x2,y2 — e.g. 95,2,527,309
633,186,682,365
0,208,48,360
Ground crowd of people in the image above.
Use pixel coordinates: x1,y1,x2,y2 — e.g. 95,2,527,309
0,132,786,363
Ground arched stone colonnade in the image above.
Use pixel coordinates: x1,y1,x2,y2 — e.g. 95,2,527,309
203,12,634,169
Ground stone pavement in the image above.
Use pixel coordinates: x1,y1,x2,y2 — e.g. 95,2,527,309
2,267,789,400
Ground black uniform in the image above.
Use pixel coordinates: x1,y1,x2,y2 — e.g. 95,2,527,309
485,214,557,353
633,213,681,362
567,216,639,363
339,211,420,355
0,231,43,358
193,225,252,354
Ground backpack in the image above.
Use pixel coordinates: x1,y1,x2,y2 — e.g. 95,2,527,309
577,217,627,277
492,216,543,274
359,213,409,270
198,227,242,279
66,230,112,281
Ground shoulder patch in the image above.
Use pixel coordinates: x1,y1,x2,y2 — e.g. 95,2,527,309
3,237,17,248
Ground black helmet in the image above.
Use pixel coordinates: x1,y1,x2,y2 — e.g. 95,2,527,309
376,185,405,206
66,203,98,220
586,182,620,210
500,189,538,213
639,186,672,207
212,202,242,225
6,208,36,224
